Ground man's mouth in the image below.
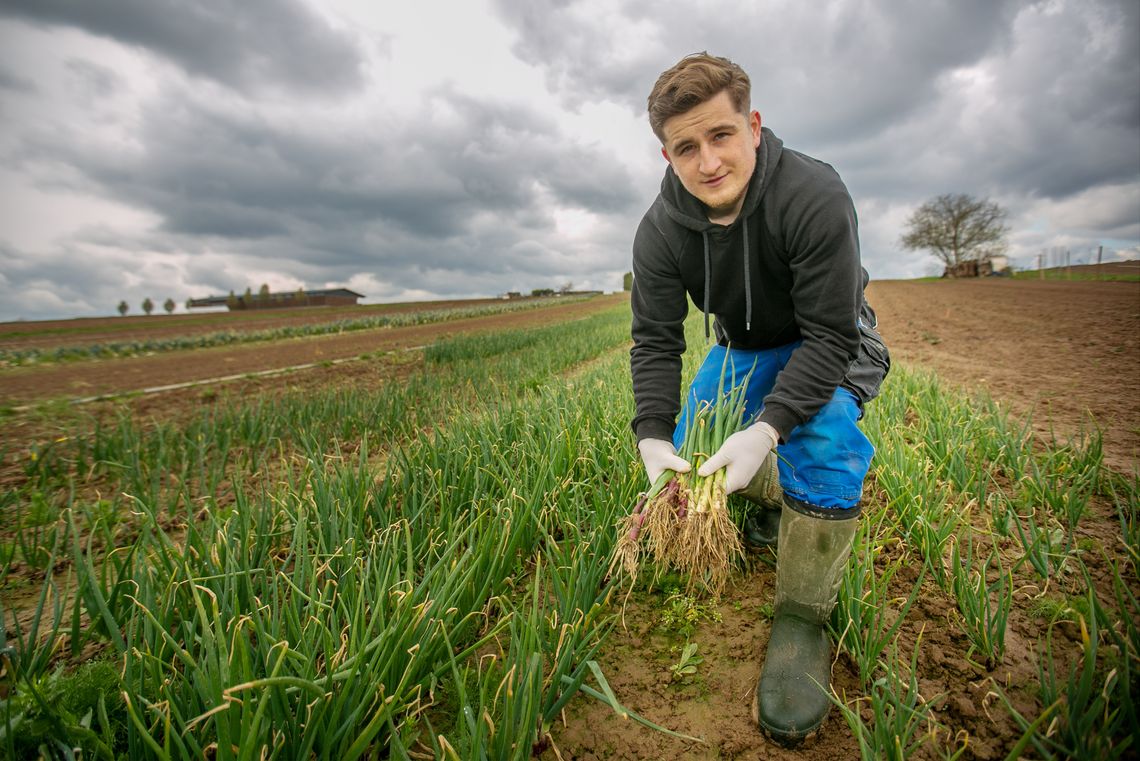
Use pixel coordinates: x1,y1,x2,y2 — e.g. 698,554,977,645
703,174,727,187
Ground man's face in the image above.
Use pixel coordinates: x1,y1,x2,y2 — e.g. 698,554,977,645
660,90,762,225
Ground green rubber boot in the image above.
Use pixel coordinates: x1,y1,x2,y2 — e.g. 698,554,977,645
738,452,783,551
755,502,857,747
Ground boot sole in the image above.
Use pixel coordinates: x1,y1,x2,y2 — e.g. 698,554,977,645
750,682,825,748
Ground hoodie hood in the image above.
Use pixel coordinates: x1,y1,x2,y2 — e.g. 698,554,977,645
658,127,785,338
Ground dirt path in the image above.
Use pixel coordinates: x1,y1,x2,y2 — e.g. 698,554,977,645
0,295,625,406
866,278,1140,474
0,297,530,349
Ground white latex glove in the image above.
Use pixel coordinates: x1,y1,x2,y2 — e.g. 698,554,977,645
697,421,779,493
637,438,691,484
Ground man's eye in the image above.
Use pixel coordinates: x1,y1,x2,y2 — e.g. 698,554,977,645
678,145,693,155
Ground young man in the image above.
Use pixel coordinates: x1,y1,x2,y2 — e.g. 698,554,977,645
630,52,890,746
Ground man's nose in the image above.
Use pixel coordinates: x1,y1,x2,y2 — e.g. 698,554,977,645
698,143,721,175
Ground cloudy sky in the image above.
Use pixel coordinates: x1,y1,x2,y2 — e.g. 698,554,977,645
0,0,1137,321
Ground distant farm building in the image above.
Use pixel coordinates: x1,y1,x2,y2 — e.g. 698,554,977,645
188,288,364,311
943,256,1009,278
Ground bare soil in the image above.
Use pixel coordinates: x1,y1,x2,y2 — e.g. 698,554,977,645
867,278,1139,474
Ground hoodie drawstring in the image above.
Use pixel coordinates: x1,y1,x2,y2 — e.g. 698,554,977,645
702,231,711,341
742,219,752,332
701,223,754,341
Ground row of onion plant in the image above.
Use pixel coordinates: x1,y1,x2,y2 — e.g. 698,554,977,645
832,362,1137,758
0,295,595,367
2,308,630,590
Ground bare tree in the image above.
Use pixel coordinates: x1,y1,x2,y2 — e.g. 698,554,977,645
900,194,1009,274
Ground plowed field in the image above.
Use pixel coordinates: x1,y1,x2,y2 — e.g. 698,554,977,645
868,278,1139,474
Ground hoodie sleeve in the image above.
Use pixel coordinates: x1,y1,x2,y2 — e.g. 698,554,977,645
630,210,688,443
757,173,863,439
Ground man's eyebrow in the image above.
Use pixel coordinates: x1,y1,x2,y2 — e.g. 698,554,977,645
670,121,740,150
706,121,740,135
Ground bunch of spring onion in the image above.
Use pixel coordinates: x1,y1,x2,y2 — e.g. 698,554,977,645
610,361,753,597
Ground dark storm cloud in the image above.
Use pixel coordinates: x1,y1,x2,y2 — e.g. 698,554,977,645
493,0,1019,143
0,0,366,96
3,0,1135,320
5,78,639,311
974,1,1140,200
492,0,1139,207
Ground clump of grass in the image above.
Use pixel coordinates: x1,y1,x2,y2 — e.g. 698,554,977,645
0,659,125,759
1011,508,1073,584
1107,474,1139,577
659,589,722,640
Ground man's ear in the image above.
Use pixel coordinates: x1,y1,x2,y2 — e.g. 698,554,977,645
661,146,671,163
750,111,762,148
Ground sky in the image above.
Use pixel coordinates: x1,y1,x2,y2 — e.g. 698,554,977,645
0,0,1137,321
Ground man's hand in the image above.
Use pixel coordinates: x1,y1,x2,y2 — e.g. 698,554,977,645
638,438,691,484
697,421,779,493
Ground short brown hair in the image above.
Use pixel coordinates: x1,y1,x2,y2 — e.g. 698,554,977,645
647,52,751,143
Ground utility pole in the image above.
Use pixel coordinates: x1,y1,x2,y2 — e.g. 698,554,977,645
1096,244,1103,280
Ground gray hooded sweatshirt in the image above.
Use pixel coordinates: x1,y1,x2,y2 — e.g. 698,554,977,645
630,127,890,443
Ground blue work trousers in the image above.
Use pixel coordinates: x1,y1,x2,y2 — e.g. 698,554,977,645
672,343,873,511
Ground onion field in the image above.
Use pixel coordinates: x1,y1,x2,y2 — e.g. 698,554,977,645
0,296,591,368
1,300,1136,759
